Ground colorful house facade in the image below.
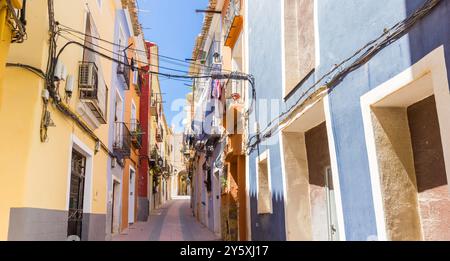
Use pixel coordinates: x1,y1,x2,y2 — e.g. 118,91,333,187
246,0,450,241
0,0,172,241
186,0,250,241
0,0,117,240
106,2,136,239
186,0,450,241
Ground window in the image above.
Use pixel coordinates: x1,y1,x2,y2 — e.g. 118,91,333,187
118,26,126,58
114,90,123,123
257,151,272,214
131,101,136,131
79,13,108,125
284,0,315,96
133,65,138,85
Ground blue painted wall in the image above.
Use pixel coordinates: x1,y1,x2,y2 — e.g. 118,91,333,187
106,9,133,237
317,0,412,240
247,0,450,240
321,0,450,240
248,0,286,241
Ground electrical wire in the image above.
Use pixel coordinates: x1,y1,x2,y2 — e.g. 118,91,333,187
246,0,442,153
56,22,235,73
54,38,214,80
42,1,115,157
46,5,256,158
57,30,194,75
6,63,46,79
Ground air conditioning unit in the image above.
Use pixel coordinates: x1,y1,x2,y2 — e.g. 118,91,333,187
79,63,98,90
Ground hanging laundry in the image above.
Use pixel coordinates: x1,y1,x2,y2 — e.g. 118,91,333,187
216,80,223,99
211,79,222,99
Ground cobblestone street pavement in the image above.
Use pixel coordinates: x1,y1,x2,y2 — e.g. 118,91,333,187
113,196,220,241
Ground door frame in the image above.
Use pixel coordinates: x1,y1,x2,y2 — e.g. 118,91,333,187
325,166,339,241
65,135,94,240
66,135,94,213
111,178,121,234
278,96,346,241
128,166,136,224
213,170,221,234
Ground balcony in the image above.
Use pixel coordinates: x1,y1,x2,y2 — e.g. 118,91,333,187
149,146,160,168
225,134,244,161
130,119,143,149
205,134,221,157
117,51,131,90
156,125,164,143
79,62,108,124
113,122,131,159
223,0,243,48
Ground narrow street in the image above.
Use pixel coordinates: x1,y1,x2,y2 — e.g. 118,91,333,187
2,0,450,248
113,197,220,241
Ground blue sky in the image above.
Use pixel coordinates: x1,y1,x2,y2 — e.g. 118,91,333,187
137,0,208,132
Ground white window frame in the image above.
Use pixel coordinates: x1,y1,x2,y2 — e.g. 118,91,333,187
278,96,346,241
360,45,450,241
131,99,137,131
132,54,139,85
255,150,273,215
114,88,124,123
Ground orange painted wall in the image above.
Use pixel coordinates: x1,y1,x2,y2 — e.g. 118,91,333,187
120,37,141,231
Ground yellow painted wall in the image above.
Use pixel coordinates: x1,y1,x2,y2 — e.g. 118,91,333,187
0,0,116,240
121,160,131,230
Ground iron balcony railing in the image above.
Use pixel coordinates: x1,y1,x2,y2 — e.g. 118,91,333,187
117,51,131,90
223,0,242,45
130,119,143,149
113,122,131,158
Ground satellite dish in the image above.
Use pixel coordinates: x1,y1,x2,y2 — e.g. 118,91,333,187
67,235,81,241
